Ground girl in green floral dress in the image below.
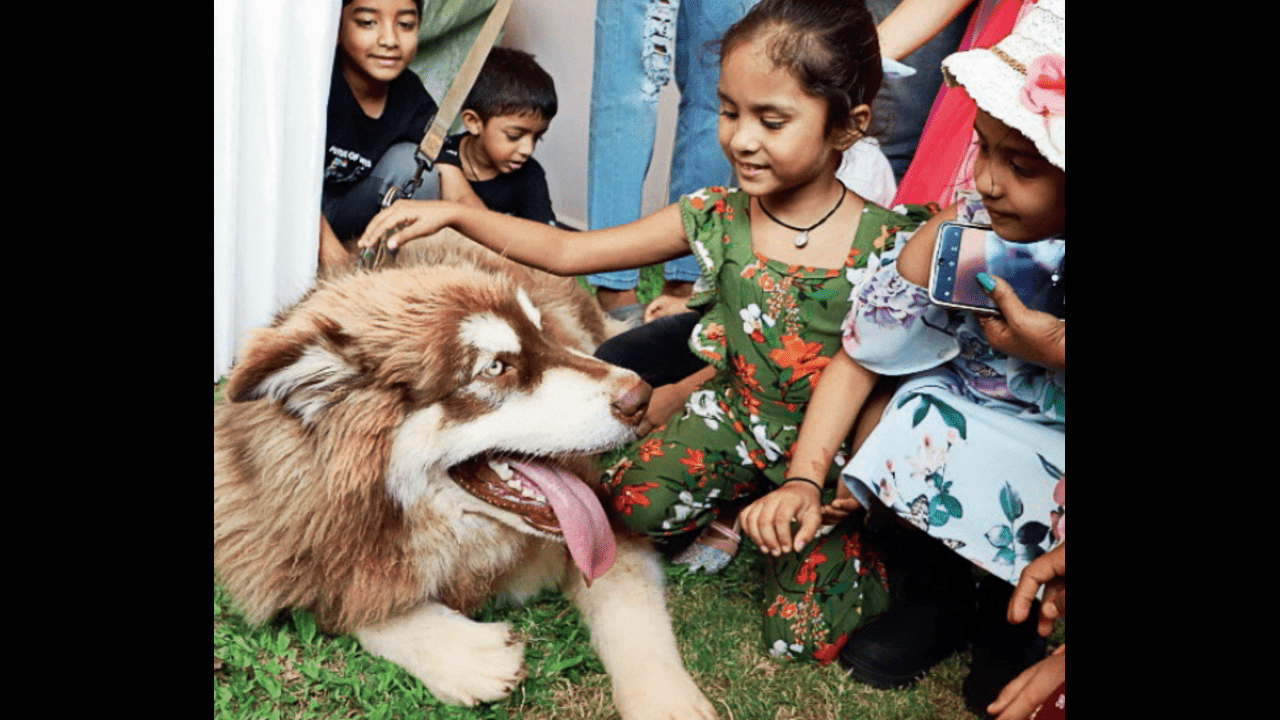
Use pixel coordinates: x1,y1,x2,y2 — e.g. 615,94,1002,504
358,0,928,664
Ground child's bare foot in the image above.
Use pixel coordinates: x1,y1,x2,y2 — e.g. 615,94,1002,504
643,281,694,323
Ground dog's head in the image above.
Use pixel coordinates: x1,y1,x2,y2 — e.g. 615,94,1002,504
222,262,650,582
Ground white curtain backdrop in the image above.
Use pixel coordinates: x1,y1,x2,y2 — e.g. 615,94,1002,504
214,0,340,381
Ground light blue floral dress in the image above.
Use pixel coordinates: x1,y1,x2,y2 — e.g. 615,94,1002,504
840,191,1065,583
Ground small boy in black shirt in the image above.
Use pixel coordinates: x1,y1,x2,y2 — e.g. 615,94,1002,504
436,48,559,226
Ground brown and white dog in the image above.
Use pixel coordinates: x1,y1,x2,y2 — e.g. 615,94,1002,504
214,233,715,719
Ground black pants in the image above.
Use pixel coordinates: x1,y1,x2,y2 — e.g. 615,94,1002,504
594,312,706,387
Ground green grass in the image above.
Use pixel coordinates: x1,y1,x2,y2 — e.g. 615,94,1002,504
214,333,1062,719
575,265,665,305
214,543,1001,720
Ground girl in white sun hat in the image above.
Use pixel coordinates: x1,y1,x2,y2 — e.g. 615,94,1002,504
749,0,1064,712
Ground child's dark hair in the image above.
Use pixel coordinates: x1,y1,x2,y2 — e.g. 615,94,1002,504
341,0,424,16
719,0,882,136
463,48,558,122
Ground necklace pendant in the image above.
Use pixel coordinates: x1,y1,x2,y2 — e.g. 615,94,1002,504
794,231,809,248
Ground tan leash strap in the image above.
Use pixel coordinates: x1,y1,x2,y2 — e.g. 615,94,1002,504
360,0,516,271
417,0,516,166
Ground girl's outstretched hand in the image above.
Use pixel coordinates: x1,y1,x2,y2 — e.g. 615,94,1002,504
357,199,456,252
975,273,1065,371
987,645,1065,720
1007,541,1065,636
993,541,1066,719
741,480,823,557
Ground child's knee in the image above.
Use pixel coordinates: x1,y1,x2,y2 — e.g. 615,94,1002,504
604,459,718,539
367,142,440,202
371,142,419,181
611,482,716,538
370,142,435,194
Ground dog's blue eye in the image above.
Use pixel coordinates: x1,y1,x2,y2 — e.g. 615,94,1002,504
480,360,506,379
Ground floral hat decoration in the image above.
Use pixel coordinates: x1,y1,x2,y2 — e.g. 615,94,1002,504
941,0,1065,170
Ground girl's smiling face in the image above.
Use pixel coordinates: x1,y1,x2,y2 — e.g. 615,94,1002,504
716,40,851,200
972,108,1066,243
337,0,421,89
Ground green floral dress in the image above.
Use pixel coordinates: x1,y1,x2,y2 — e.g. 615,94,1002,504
604,186,929,663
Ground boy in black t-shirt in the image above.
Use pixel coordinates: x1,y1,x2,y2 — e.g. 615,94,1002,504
319,0,437,270
436,48,559,226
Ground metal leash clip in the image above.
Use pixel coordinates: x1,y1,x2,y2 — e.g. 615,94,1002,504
381,147,435,210
357,150,435,271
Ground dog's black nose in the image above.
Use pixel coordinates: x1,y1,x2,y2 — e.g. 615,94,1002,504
610,378,652,426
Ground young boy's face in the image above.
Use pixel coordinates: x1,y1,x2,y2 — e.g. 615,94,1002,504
337,0,421,89
465,112,551,175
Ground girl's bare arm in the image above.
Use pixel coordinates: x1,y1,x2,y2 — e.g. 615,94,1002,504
877,0,973,61
785,351,880,483
742,351,881,556
893,203,957,287
358,199,689,277
437,164,489,211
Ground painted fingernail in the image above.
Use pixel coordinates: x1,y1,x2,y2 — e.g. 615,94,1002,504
976,272,997,294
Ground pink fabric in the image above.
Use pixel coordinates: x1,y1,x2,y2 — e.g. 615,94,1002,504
891,0,1031,208
1021,53,1065,116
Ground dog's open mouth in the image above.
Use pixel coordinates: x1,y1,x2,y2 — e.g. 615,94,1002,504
451,457,616,582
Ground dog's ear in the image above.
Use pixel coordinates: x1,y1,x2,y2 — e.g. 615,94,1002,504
225,318,360,423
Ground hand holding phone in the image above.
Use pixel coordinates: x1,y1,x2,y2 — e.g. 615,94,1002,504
928,222,1065,320
975,274,1066,371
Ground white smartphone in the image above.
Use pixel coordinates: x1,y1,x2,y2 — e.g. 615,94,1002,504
928,222,1065,320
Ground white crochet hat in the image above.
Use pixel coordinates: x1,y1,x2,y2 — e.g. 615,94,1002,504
941,0,1065,170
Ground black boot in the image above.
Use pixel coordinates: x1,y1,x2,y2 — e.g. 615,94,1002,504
962,573,1048,712
839,516,976,688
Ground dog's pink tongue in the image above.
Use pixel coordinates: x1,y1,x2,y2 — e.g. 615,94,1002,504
509,461,616,582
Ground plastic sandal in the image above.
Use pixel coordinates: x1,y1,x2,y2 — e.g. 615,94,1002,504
672,520,741,574
605,303,645,329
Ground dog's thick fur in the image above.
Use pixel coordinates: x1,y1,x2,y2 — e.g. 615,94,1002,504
214,233,714,718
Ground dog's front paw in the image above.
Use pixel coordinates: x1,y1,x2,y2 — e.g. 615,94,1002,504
356,604,527,706
614,664,717,720
424,619,527,706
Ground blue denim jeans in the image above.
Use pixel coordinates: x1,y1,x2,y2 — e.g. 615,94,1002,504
585,0,757,291
865,0,972,182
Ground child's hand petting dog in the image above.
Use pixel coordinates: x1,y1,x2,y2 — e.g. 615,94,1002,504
358,199,456,252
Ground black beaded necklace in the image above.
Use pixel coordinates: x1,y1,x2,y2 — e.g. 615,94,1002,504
756,180,848,248
461,135,483,182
